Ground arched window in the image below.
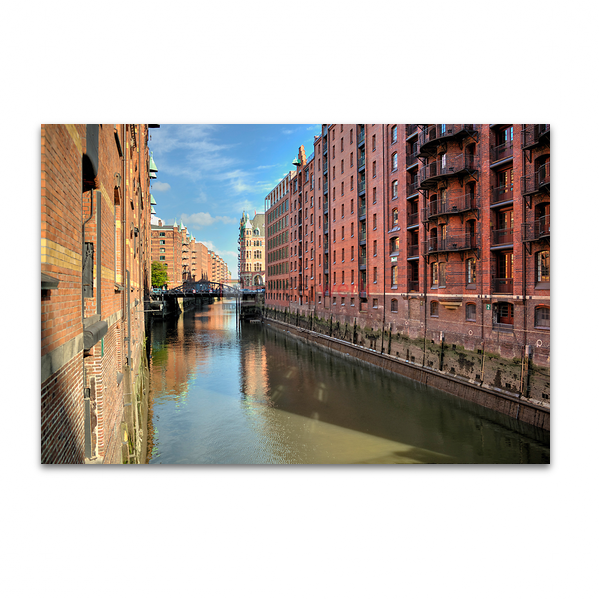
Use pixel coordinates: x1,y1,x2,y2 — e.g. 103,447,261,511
392,152,398,171
392,180,398,198
430,301,439,317
391,125,397,144
391,208,398,227
391,298,398,312
431,262,438,287
535,305,550,329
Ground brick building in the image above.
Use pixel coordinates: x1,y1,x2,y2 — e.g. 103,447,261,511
265,171,293,307
264,125,550,400
41,124,158,463
238,211,265,289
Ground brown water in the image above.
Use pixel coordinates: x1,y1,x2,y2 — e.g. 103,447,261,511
147,300,549,464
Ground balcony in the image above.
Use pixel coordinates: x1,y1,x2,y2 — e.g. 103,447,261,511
406,212,419,228
418,124,478,156
358,201,367,220
491,185,513,205
425,233,475,254
522,162,550,196
424,192,478,220
522,215,550,242
419,153,477,188
491,227,513,247
408,279,419,292
323,140,328,154
358,154,366,171
406,180,419,198
358,178,366,195
406,124,418,137
323,158,328,173
358,128,365,147
493,278,513,294
407,243,419,258
491,140,513,164
522,124,550,149
359,227,367,244
323,199,329,214
406,150,419,168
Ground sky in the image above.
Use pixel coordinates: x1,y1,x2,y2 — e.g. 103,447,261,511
148,124,320,275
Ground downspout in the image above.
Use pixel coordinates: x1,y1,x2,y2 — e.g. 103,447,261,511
381,124,387,354
520,124,529,394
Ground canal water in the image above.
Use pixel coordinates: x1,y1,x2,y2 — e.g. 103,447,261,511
147,300,549,464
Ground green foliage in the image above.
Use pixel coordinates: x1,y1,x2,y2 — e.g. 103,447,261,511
151,261,169,288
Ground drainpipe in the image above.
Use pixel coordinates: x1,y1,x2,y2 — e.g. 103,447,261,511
82,185,95,459
381,124,387,354
520,124,529,380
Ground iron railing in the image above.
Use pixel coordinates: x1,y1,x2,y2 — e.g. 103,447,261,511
522,124,550,148
425,234,475,253
491,140,513,162
424,192,478,220
419,153,477,186
491,227,513,246
522,215,550,241
491,185,513,205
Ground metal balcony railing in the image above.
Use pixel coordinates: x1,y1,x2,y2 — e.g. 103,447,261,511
406,151,419,168
358,129,365,146
419,153,477,186
492,278,513,294
425,234,475,253
418,124,477,154
522,162,550,195
491,140,513,163
406,124,418,137
358,154,366,170
491,228,513,246
491,185,513,205
522,215,550,241
425,192,478,220
358,178,366,195
407,243,419,258
522,124,550,148
407,180,419,197
407,212,419,227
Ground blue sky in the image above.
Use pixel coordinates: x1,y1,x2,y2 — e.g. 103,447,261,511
148,124,320,273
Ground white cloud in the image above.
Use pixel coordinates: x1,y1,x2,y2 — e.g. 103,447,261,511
151,181,171,192
180,212,237,229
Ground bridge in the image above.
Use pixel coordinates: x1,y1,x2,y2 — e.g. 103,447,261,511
149,281,244,298
146,281,265,320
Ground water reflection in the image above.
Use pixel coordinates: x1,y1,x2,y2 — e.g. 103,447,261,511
147,301,549,464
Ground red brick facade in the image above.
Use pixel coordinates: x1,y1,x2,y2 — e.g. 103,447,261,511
265,125,550,388
42,124,155,463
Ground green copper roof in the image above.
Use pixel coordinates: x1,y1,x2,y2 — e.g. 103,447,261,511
151,206,156,214
150,194,156,205
149,152,158,172
292,156,301,166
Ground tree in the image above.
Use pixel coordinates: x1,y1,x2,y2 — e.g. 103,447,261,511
151,261,169,288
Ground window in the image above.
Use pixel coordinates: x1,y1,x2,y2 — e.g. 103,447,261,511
391,298,398,312
467,258,476,286
159,232,165,237
373,240,377,255
159,256,166,261
535,306,550,328
373,214,377,230
391,125,397,144
372,161,377,178
373,298,378,308
372,135,376,151
466,303,476,321
430,301,439,317
392,152,398,171
390,237,399,254
160,239,165,245
392,208,398,227
391,265,398,287
537,250,550,285
373,267,377,283
392,180,398,199
439,262,446,287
